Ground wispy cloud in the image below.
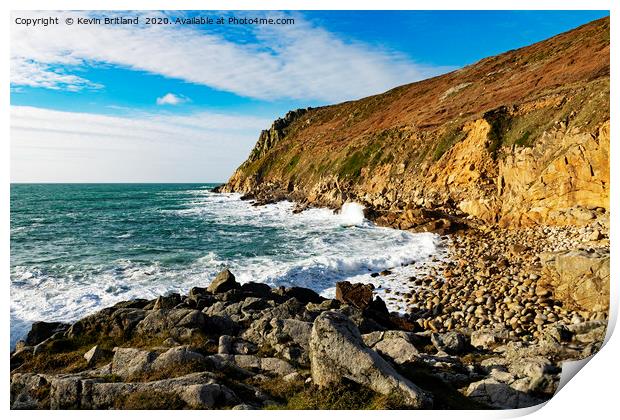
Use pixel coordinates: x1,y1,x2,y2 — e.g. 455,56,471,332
11,11,452,102
11,57,103,91
156,93,190,106
11,106,271,182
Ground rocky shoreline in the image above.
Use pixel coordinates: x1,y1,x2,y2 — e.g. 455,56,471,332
10,212,609,410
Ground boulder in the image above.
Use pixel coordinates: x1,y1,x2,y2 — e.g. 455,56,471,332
242,317,313,356
309,311,432,408
153,293,182,310
335,281,374,309
111,347,156,378
465,378,545,409
276,286,324,304
180,382,239,409
431,332,468,355
233,340,257,355
207,269,240,294
10,373,49,409
25,321,68,346
241,297,270,312
471,331,497,350
226,355,297,376
240,282,272,298
135,309,207,337
78,372,233,409
65,308,146,339
50,377,82,409
540,249,610,312
306,299,341,312
152,346,206,371
218,335,233,354
83,345,104,367
362,331,421,364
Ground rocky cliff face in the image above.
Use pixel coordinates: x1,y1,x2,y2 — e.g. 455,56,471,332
220,18,610,230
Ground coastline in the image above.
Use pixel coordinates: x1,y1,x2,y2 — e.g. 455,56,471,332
10,195,610,409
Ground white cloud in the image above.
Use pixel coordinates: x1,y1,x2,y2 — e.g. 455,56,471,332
10,106,271,182
11,11,453,102
11,57,103,91
156,93,189,106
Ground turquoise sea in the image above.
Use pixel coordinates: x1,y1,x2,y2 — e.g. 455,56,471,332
10,183,443,347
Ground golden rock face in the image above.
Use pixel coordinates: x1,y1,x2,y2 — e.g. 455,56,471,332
222,18,610,230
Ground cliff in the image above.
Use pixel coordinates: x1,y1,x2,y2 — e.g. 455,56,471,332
220,17,610,230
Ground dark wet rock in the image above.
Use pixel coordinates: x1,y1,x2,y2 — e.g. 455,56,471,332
335,281,374,309
65,308,146,339
241,297,270,312
240,282,273,298
153,293,182,310
110,299,151,310
25,322,69,346
275,286,324,304
206,315,240,336
306,299,340,312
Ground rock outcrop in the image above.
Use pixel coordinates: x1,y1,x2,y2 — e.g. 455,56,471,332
219,18,609,231
539,248,610,312
13,269,605,410
310,311,432,408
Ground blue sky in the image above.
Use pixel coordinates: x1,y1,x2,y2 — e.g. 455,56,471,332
10,10,609,182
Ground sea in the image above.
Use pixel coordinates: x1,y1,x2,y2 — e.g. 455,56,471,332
10,183,446,347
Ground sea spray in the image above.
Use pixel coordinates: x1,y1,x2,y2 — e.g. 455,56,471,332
338,202,367,227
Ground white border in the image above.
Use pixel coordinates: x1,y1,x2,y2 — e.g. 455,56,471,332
2,2,616,419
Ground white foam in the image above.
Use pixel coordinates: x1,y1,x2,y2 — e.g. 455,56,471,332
338,202,367,227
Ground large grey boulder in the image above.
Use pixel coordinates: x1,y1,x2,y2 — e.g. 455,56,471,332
309,311,432,408
179,382,239,408
243,317,312,348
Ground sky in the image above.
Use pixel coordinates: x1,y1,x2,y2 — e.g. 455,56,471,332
10,10,610,183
